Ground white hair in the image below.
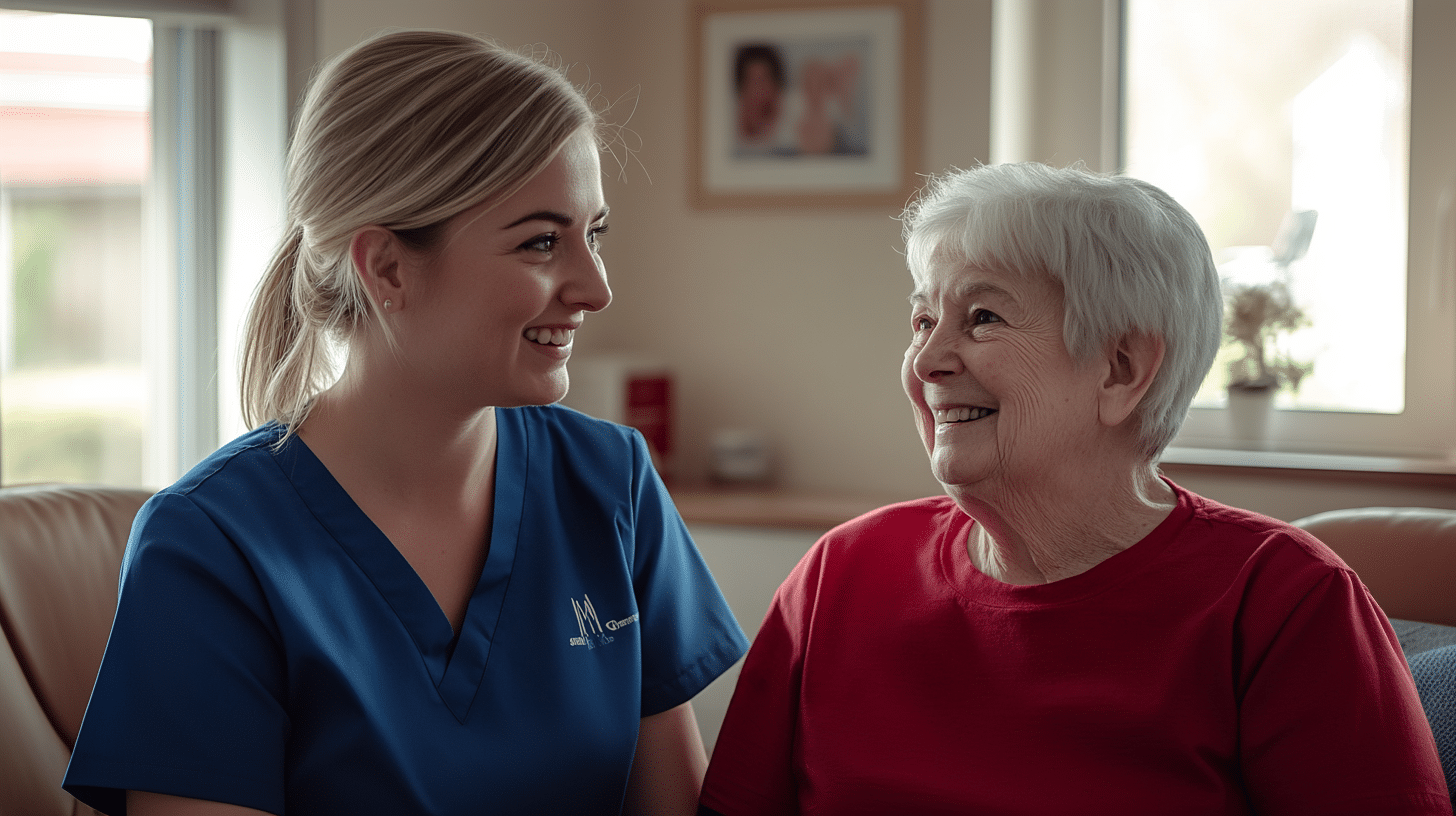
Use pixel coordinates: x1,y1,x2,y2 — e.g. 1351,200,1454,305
902,162,1222,456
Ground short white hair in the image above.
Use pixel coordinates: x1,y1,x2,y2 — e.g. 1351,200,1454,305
902,162,1221,456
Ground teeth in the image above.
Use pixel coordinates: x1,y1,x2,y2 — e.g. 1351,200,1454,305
935,407,995,423
524,328,573,346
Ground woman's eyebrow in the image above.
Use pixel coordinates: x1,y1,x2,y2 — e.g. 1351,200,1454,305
907,280,1013,305
956,280,1013,301
504,210,573,229
503,206,610,230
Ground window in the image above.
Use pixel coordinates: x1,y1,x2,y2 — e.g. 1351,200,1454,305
992,0,1456,460
1124,0,1410,417
1111,0,1456,461
0,10,157,485
0,1,296,488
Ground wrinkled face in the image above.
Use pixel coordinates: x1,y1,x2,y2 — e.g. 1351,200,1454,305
902,256,1105,501
399,130,611,411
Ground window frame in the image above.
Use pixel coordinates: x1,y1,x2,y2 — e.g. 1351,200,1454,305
1,0,309,487
992,0,1456,465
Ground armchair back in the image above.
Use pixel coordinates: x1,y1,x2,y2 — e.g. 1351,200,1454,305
1293,506,1456,629
0,483,150,816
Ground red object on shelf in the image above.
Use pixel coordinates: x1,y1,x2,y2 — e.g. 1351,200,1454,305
560,356,676,472
626,374,673,461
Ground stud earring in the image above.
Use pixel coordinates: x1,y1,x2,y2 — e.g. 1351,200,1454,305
383,299,393,310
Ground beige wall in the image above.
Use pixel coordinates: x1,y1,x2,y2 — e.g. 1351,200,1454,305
313,1,1456,520
590,0,992,500
317,0,992,501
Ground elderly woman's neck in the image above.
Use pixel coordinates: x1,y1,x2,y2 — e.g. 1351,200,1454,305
962,463,1175,586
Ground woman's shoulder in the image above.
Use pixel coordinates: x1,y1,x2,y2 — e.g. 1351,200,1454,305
767,497,964,614
136,423,305,537
808,495,966,568
829,495,964,538
503,404,647,472
162,423,290,496
506,404,637,444
1170,482,1350,576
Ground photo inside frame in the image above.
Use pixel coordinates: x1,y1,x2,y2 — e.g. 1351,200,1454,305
699,4,908,197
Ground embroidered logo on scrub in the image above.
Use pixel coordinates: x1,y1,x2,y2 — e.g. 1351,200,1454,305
568,594,639,648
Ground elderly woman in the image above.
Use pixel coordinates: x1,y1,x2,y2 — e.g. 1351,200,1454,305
699,163,1450,815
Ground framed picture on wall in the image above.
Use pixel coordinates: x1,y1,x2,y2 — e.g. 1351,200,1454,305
690,0,924,208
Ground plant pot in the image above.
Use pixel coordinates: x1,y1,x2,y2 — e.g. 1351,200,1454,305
1227,385,1275,446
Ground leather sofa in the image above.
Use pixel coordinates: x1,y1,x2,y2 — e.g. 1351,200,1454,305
0,483,149,816
1,485,1452,812
1293,506,1456,629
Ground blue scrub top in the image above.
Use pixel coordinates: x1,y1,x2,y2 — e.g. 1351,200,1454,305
63,406,748,815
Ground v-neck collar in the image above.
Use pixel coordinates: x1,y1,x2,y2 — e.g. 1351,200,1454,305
271,414,528,722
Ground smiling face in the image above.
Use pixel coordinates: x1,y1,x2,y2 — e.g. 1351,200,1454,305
902,256,1108,503
394,130,611,411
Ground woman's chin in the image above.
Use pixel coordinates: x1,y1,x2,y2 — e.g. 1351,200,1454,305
928,453,987,490
494,378,569,409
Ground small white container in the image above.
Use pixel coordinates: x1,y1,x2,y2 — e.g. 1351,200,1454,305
1226,385,1274,447
710,428,772,484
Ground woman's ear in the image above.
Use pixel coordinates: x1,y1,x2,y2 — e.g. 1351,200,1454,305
349,226,408,310
1097,331,1166,428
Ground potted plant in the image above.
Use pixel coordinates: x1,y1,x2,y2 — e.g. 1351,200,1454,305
1224,278,1312,391
1222,278,1312,441
1216,209,1318,444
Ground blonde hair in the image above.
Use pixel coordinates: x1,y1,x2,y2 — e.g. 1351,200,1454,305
240,29,599,429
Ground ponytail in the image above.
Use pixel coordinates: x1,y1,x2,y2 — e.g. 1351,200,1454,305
240,226,324,430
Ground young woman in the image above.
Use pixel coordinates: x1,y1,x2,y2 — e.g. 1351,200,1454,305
63,30,747,816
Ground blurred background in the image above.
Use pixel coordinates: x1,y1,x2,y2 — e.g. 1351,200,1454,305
2,0,1453,519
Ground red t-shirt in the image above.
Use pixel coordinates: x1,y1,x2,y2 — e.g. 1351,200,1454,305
700,483,1451,816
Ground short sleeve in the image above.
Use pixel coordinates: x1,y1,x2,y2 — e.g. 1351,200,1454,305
699,538,824,816
1240,565,1452,815
627,431,750,716
63,493,289,816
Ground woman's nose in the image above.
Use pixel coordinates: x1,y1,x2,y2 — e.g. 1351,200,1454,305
566,250,612,313
911,328,961,382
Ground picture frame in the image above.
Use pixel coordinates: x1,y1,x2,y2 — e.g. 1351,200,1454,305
689,0,924,208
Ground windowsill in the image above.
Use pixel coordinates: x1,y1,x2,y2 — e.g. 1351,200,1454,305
668,447,1456,531
1159,445,1456,488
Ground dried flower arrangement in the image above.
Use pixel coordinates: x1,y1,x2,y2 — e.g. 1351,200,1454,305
1220,209,1319,395
1223,278,1312,393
